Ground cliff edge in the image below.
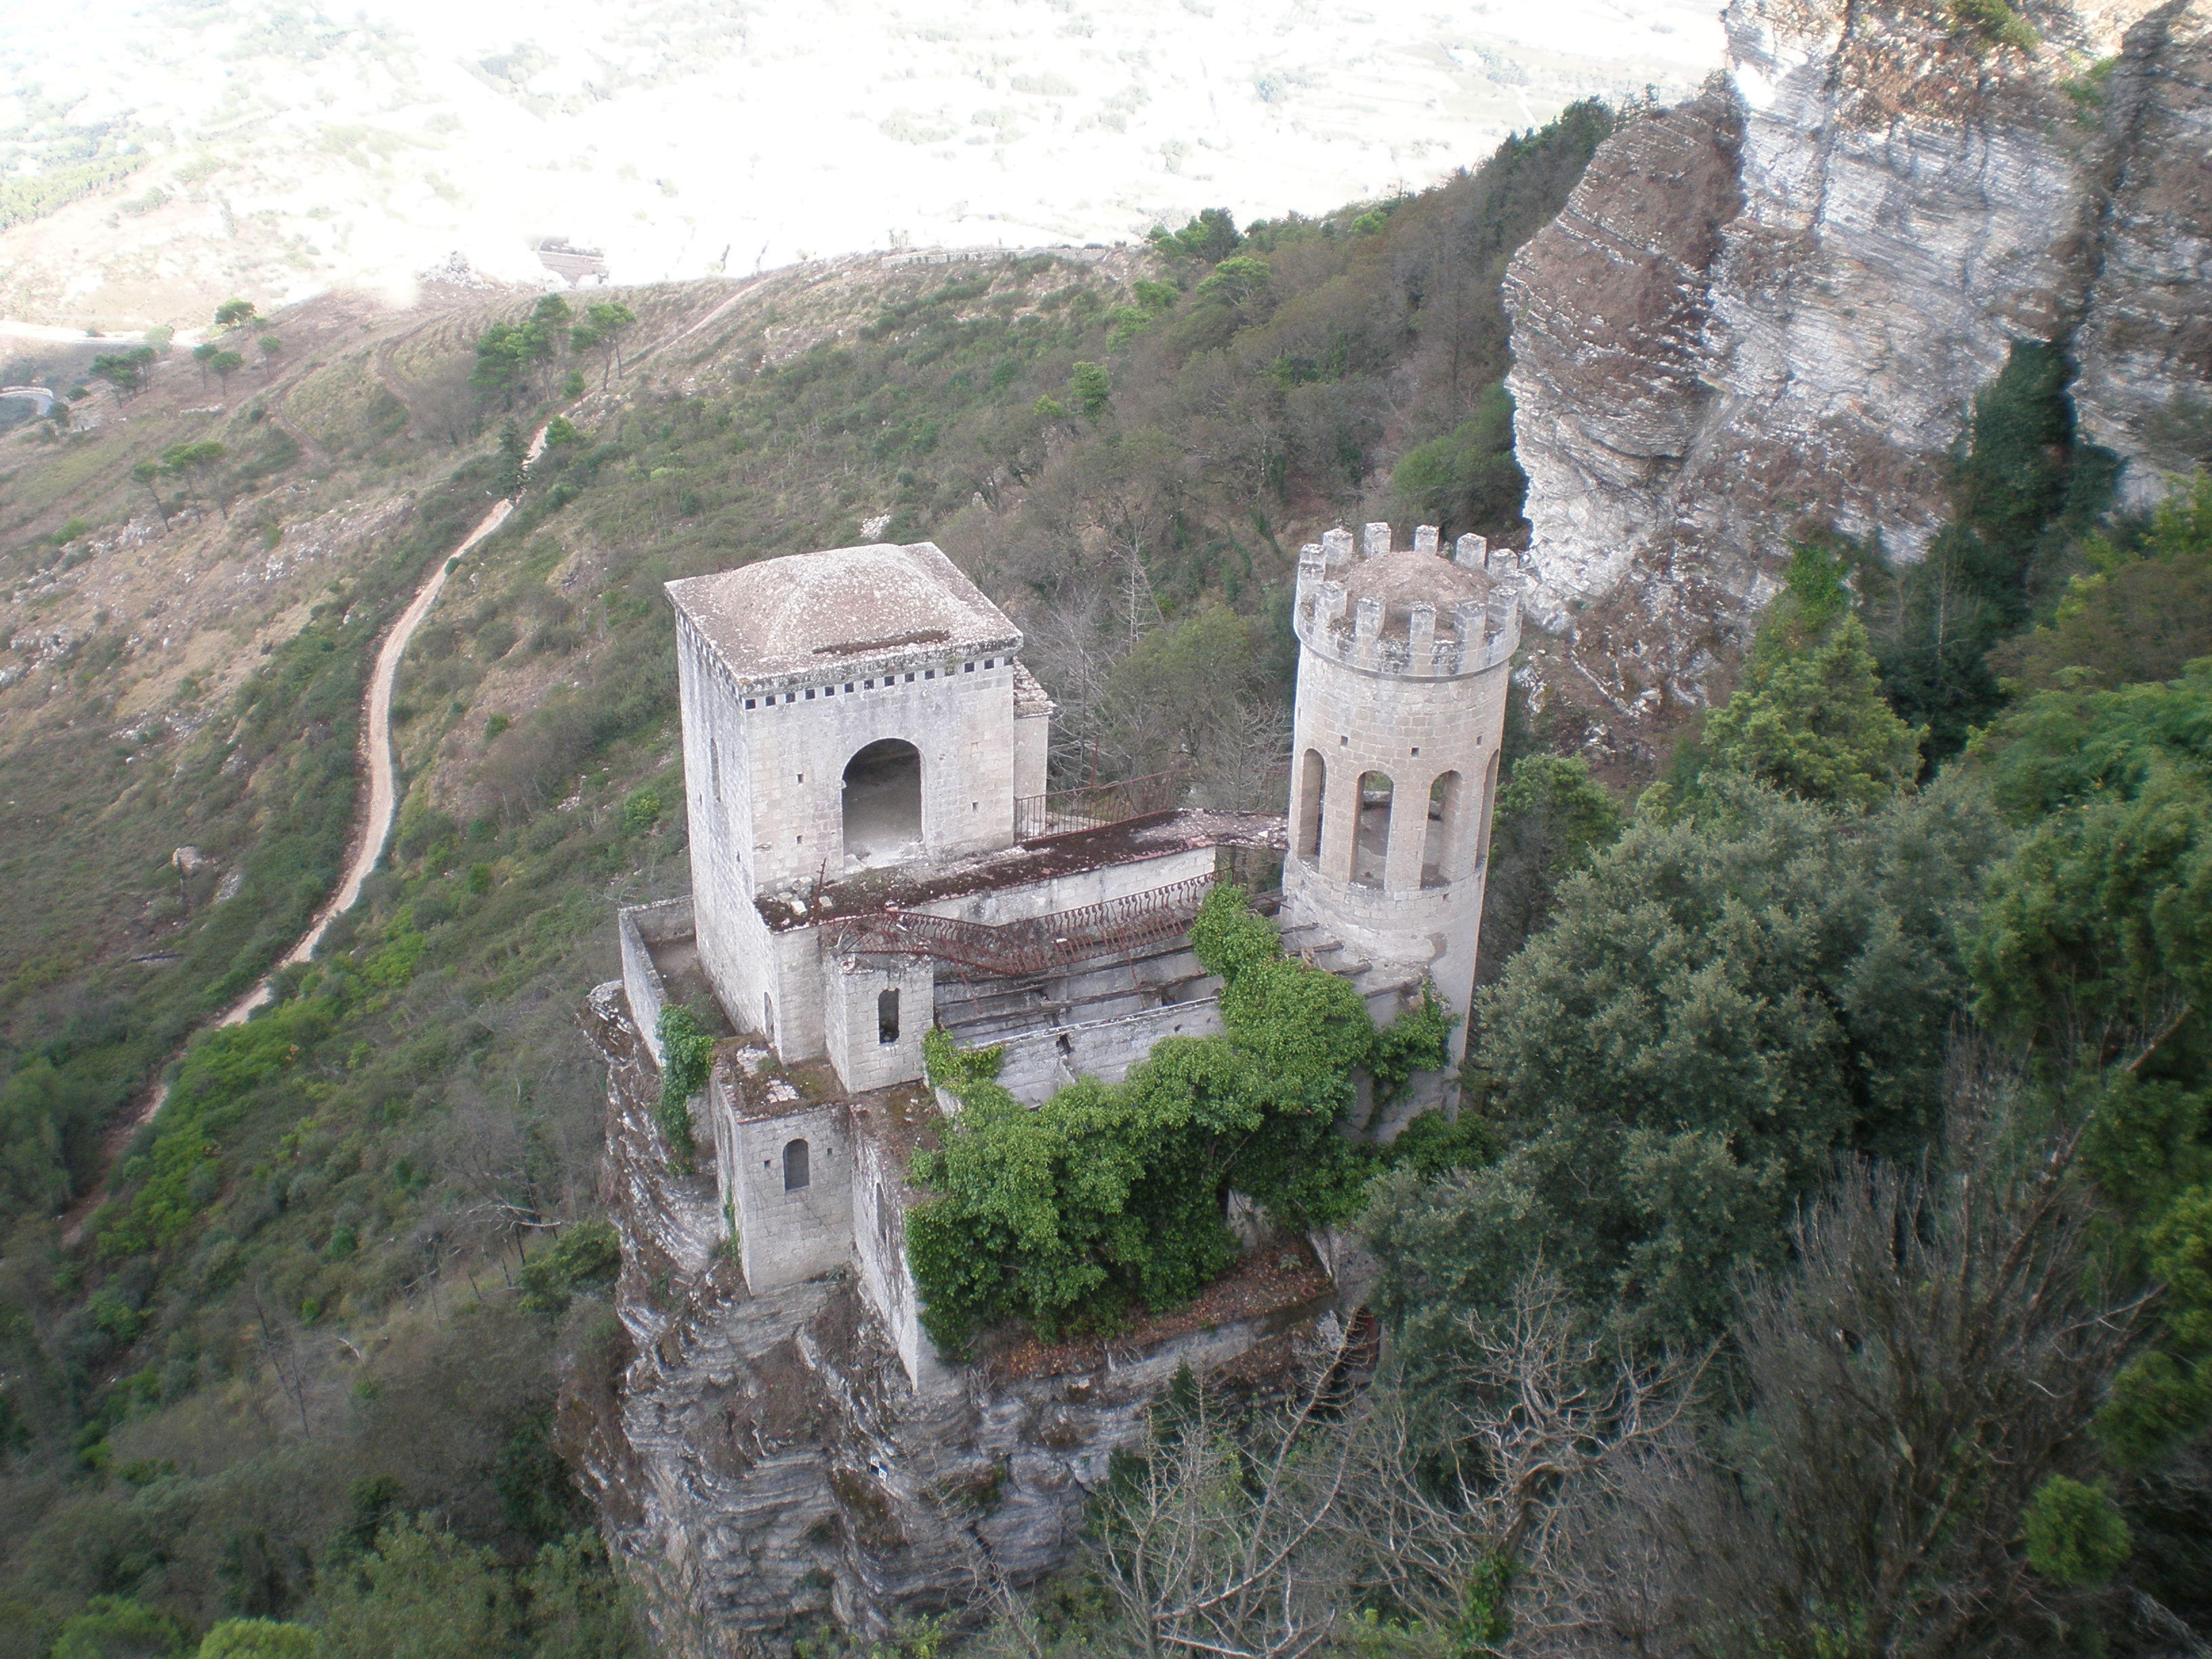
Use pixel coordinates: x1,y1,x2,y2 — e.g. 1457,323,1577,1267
1502,0,2211,759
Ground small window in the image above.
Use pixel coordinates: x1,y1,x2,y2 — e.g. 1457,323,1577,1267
805,688,815,699
744,698,756,710
845,682,855,693
783,1139,810,1191
925,668,935,679
763,994,775,1037
964,661,974,672
878,988,900,1045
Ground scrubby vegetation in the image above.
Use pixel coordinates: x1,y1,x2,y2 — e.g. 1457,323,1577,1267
909,887,1460,1353
0,78,2207,1659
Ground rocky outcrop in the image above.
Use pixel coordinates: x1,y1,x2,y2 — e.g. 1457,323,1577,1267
562,983,1334,1656
1502,0,2211,762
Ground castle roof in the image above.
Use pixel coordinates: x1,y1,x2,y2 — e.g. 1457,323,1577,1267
1338,548,1494,640
667,541,1022,684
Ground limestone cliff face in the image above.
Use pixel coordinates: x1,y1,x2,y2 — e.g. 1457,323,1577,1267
560,985,1332,1656
1501,0,2211,758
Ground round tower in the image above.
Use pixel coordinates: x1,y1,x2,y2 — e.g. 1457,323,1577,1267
1282,521,1522,1065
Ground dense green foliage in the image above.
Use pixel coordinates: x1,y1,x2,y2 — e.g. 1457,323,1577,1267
1858,341,2118,759
1373,775,2007,1350
653,1006,712,1172
1698,614,1923,809
907,886,1454,1353
1466,754,1622,983
1992,473,2212,693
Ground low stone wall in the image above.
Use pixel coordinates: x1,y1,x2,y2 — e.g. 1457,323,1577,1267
851,1123,956,1395
619,897,695,1067
991,996,1225,1103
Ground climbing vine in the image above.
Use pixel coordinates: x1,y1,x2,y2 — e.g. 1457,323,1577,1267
906,885,1462,1354
655,1005,712,1174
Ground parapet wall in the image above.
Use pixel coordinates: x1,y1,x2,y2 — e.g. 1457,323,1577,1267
619,897,695,1067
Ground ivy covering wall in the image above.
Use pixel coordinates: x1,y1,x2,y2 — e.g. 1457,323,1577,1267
904,885,1462,1353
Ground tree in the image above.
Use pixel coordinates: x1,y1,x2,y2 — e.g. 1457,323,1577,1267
1389,384,1528,542
1857,341,2117,758
1969,659,2212,1066
1369,776,2007,1353
1475,754,1622,981
131,459,171,528
196,1620,317,1659
1070,360,1112,422
192,340,218,389
1555,1077,2140,1656
92,349,154,399
161,440,229,517
213,297,258,328
257,334,281,374
521,1532,643,1659
209,350,245,394
495,417,529,499
316,1517,511,1659
581,301,635,388
1990,472,2212,693
1148,206,1244,262
1698,613,1924,809
49,1597,188,1659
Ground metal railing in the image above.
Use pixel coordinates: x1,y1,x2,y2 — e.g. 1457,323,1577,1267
1013,768,1189,844
830,872,1215,979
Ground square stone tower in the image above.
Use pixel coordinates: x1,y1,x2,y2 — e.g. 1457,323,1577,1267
667,541,1051,1057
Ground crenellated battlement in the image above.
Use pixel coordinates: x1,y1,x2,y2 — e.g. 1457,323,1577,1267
1291,522,1521,678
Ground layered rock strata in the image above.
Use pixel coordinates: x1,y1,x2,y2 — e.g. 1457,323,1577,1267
1501,0,2211,764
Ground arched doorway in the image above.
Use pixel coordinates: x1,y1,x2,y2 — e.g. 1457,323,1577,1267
843,739,922,864
1296,750,1326,862
1422,771,1462,888
1352,772,1393,888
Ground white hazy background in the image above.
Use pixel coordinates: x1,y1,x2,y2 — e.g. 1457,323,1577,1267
0,0,1725,321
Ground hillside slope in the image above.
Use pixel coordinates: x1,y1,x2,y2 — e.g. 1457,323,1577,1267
0,112,1612,1655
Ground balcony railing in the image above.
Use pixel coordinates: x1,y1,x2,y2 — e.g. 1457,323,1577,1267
1013,768,1189,844
830,872,1215,979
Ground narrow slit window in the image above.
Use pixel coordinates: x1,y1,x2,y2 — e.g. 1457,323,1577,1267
878,988,900,1045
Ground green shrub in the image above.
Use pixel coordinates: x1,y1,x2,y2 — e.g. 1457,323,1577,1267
1950,0,2039,50
655,1006,712,1172
2023,1475,2129,1586
908,886,1458,1351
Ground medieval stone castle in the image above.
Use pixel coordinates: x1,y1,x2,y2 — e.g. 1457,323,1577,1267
616,523,1520,1389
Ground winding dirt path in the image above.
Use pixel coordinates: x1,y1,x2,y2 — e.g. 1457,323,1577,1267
218,455,537,1025
60,424,548,1240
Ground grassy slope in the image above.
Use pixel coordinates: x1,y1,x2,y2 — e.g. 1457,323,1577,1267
0,104,1614,1653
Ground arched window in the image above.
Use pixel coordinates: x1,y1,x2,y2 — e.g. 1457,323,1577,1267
842,739,922,865
783,1139,811,1191
1474,748,1503,873
877,988,901,1045
1422,771,1462,888
1296,750,1326,861
1352,772,1393,888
